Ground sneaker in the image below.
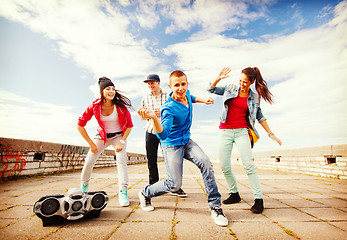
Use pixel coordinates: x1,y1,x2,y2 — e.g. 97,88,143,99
119,188,130,207
210,206,228,227
170,188,187,198
250,199,264,214
138,190,154,211
222,192,241,204
80,182,89,192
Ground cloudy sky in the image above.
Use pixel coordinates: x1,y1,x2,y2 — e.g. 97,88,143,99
0,0,346,156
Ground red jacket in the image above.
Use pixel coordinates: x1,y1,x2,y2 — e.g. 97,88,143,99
77,98,133,144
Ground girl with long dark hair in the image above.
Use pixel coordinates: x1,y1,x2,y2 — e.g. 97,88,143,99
208,67,281,213
77,77,133,207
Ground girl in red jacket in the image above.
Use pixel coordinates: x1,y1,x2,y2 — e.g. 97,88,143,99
77,77,133,207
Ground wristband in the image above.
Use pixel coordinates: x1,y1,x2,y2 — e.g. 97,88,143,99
120,140,125,144
268,132,274,137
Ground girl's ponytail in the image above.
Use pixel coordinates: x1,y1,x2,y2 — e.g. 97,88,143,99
242,67,274,104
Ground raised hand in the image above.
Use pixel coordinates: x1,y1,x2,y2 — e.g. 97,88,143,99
217,67,231,81
211,67,231,86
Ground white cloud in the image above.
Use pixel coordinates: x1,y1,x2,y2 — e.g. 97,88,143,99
133,1,161,29
164,1,347,152
190,118,220,156
0,88,86,145
160,0,272,38
318,4,335,19
290,3,305,30
119,0,131,7
125,0,275,38
1,0,346,157
0,0,277,99
0,0,161,80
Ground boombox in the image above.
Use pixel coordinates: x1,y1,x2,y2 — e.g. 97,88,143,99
33,188,109,226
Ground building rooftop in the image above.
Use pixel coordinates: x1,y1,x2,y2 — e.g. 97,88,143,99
0,161,346,239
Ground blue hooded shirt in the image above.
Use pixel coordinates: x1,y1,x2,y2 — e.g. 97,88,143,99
156,90,196,147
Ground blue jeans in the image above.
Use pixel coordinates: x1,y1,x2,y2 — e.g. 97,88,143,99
219,128,263,199
142,139,221,207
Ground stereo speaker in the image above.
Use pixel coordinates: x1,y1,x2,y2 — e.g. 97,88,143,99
33,188,109,226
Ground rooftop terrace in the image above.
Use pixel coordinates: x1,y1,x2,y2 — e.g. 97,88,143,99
0,160,346,240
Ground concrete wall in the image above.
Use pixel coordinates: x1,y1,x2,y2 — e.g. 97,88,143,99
1,137,346,180
229,144,347,179
0,137,160,179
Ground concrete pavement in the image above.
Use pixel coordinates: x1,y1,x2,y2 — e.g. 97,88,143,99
0,161,346,240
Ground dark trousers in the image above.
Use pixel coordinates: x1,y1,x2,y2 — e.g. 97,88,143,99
145,132,161,185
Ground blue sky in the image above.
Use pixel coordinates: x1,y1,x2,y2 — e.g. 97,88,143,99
0,0,346,156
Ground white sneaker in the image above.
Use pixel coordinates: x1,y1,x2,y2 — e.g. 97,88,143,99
138,190,154,211
210,206,228,227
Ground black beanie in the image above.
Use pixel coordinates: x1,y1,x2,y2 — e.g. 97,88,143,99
98,77,115,91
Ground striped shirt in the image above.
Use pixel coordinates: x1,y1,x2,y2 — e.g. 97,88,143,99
140,90,169,134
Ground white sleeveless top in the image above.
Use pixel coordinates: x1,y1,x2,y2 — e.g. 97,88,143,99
100,106,122,133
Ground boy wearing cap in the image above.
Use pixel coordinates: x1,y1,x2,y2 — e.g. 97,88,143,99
137,70,228,227
140,74,186,197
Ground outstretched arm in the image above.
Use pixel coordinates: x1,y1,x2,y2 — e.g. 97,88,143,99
195,97,214,104
260,120,282,145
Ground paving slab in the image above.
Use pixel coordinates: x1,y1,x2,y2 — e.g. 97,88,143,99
109,222,173,240
297,207,347,221
0,161,346,240
47,220,119,240
175,221,231,239
263,208,319,222
278,198,325,208
279,221,347,240
230,221,295,240
313,197,347,208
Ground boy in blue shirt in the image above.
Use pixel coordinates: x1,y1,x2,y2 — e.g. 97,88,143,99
137,70,228,227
